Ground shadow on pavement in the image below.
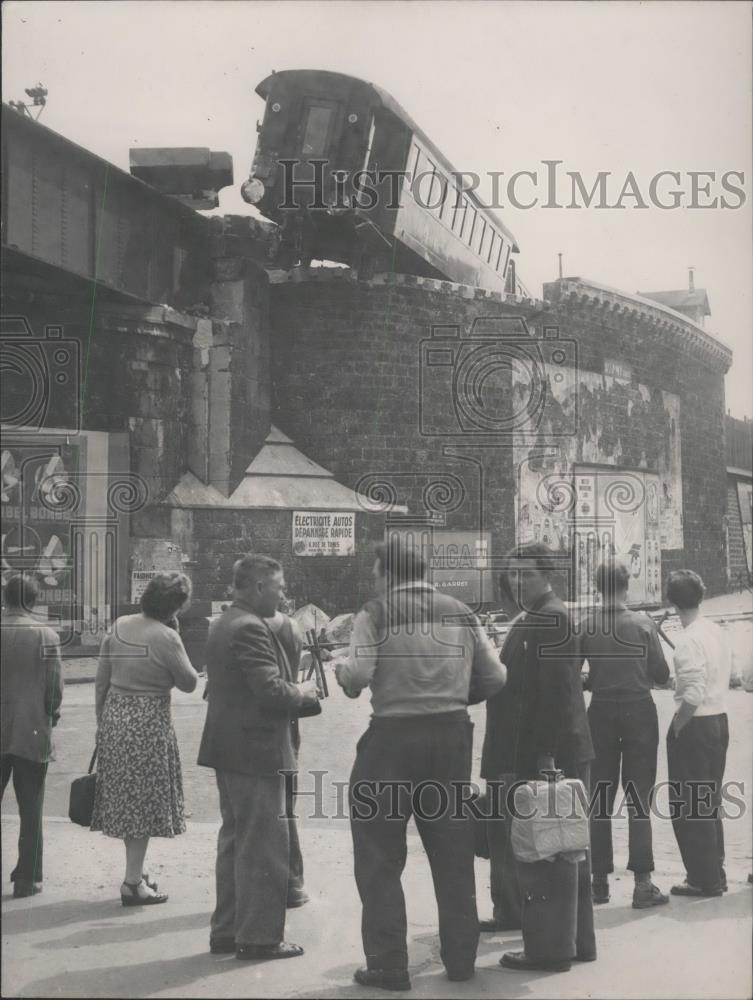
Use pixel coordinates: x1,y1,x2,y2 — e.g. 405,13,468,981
34,908,209,949
299,963,552,999
1,898,118,934
19,952,245,999
593,887,752,929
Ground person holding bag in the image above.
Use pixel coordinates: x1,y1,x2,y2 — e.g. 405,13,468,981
480,543,596,972
1,573,63,898
90,572,198,906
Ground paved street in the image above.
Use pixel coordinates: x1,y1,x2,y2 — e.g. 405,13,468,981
2,601,752,998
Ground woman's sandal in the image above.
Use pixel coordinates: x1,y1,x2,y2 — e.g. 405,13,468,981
142,872,158,892
121,879,168,907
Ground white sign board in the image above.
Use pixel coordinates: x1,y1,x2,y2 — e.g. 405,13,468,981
130,570,159,603
292,511,355,556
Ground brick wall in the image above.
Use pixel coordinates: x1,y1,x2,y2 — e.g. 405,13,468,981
544,287,729,595
187,507,383,615
2,293,196,506
727,476,751,584
270,274,731,602
270,277,533,606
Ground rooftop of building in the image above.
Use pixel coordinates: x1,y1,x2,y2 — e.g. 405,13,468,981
639,288,711,316
164,425,398,511
543,275,732,368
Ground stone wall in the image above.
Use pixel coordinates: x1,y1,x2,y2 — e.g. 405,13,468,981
543,280,730,595
171,506,382,615
1,293,196,506
270,273,535,605
727,476,752,586
269,271,732,602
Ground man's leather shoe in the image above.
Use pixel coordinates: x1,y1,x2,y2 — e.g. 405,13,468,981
592,878,610,904
479,917,520,932
209,937,236,954
500,950,571,973
632,883,669,908
670,881,723,898
353,967,411,991
286,889,310,908
446,968,475,981
236,942,304,960
12,881,42,898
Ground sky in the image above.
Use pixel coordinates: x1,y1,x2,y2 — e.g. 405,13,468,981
3,0,752,416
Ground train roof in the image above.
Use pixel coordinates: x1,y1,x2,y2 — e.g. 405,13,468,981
256,70,520,252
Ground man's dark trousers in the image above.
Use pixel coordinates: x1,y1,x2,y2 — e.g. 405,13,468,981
667,713,729,892
1,755,47,884
350,711,478,975
488,761,595,958
286,771,304,893
211,769,289,946
589,697,659,875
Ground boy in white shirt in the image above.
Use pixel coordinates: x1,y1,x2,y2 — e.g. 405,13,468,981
666,570,731,897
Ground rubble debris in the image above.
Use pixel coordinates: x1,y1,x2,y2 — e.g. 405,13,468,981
324,613,355,645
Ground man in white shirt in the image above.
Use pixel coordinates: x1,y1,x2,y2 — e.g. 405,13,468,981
666,570,731,898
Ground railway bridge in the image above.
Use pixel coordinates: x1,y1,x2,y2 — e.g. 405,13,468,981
0,102,735,642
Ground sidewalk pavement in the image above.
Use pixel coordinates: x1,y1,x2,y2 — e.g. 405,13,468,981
2,814,752,999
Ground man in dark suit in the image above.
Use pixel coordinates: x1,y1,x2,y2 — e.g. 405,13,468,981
1,573,63,897
198,555,319,961
479,543,595,970
266,607,309,908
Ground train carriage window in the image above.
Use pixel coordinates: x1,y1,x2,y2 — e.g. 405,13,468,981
501,241,512,275
427,171,439,211
410,143,422,179
363,116,376,172
301,102,337,157
420,157,440,210
436,174,449,220
496,237,505,271
477,221,488,256
451,187,465,233
455,195,469,237
487,230,498,264
467,208,478,247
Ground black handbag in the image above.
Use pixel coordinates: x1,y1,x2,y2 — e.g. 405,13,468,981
470,790,491,860
69,748,97,827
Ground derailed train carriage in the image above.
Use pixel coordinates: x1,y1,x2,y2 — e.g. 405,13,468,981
241,69,523,293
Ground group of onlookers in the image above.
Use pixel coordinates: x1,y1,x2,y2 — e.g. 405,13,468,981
0,541,737,990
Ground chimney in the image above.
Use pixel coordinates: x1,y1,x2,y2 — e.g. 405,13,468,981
688,267,695,291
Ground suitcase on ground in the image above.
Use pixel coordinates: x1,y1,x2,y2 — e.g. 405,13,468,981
518,854,580,962
511,773,594,962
